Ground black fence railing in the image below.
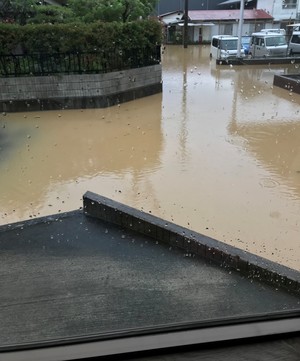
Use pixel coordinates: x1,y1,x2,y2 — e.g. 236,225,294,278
0,46,161,77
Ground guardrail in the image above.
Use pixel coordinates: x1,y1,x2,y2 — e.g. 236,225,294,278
0,46,161,77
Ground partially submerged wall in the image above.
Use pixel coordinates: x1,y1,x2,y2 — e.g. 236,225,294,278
0,64,162,112
273,74,300,94
83,191,300,296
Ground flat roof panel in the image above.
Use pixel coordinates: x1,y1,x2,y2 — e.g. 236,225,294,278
0,211,299,347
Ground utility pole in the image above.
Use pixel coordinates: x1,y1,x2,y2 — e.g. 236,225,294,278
183,0,189,48
237,0,245,57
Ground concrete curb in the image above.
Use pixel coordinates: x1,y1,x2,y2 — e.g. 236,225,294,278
273,74,300,94
83,191,300,296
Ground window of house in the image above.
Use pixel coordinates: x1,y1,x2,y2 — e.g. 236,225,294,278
282,0,297,9
224,23,233,35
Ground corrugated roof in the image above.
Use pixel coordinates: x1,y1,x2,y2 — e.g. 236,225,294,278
188,9,273,21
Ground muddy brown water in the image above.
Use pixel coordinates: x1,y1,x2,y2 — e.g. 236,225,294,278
1,45,300,271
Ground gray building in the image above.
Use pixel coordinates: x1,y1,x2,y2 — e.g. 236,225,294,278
156,0,258,15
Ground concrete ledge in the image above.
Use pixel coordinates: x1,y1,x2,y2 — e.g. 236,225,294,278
0,83,162,112
83,191,300,295
216,57,300,66
273,74,300,94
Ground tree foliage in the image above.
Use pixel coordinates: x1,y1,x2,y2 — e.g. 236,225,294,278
66,0,158,23
0,0,158,24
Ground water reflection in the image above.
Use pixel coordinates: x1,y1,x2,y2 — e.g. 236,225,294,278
1,45,300,270
0,97,163,221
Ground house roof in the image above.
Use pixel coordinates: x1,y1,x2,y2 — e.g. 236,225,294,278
218,0,254,5
159,9,273,23
188,9,273,21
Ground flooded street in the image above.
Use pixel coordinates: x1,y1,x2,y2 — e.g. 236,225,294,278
1,45,300,270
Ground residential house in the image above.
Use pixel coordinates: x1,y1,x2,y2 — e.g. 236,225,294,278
158,1,300,42
160,9,273,44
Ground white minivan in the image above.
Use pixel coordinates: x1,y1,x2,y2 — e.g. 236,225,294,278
210,35,245,60
249,31,288,57
288,31,300,56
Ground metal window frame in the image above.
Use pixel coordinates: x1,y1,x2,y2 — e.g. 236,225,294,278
1,310,300,361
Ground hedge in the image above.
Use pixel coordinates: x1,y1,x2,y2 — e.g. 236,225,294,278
0,19,162,55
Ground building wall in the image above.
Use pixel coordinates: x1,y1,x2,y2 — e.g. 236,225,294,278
0,65,162,112
183,21,272,43
156,0,258,15
258,0,300,21
156,0,223,14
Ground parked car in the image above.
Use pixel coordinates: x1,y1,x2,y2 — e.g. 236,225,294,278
288,31,300,56
241,36,251,55
210,35,245,60
260,28,286,35
249,31,288,58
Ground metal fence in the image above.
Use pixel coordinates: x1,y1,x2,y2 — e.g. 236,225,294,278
0,46,161,77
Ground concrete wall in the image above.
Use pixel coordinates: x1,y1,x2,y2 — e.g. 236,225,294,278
0,64,162,112
274,74,300,94
83,191,300,296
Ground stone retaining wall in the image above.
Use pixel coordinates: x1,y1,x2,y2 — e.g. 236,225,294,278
0,65,162,112
83,191,300,296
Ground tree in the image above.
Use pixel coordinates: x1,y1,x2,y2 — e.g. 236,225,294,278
67,0,158,23
0,0,72,24
0,0,158,25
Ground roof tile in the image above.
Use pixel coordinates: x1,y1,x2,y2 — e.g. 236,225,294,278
188,9,273,21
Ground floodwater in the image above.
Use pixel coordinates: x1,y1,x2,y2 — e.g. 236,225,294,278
1,45,300,271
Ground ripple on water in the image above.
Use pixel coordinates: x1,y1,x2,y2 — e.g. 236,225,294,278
259,177,280,189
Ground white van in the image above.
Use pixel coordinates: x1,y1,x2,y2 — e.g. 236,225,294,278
260,28,286,35
288,31,300,56
210,35,245,60
249,31,288,57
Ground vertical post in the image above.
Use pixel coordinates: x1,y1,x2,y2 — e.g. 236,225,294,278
184,0,189,48
237,0,245,57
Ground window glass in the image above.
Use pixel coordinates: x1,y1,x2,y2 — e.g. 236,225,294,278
0,0,300,355
220,39,238,50
266,36,286,46
212,38,219,47
291,34,300,44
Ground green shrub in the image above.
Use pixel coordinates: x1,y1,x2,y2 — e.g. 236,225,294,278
0,19,162,55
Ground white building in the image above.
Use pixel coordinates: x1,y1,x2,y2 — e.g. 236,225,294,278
257,0,300,24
